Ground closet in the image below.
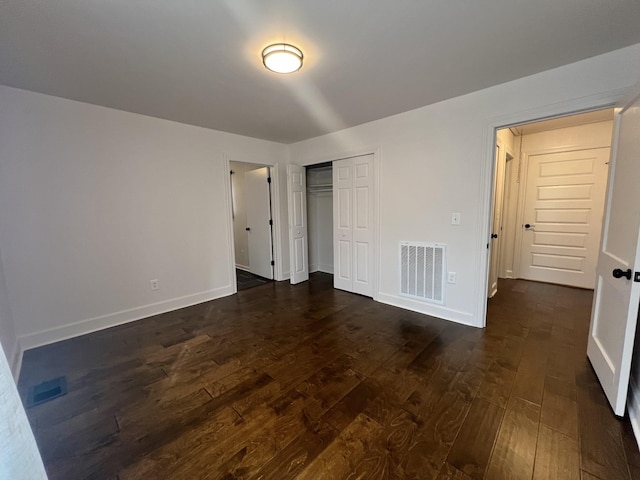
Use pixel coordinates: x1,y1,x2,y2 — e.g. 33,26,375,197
295,154,375,297
306,163,334,274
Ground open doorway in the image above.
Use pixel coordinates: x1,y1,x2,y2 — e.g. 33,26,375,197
307,162,334,276
229,161,275,291
481,91,640,420
487,108,614,299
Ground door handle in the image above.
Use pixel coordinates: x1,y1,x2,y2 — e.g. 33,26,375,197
613,268,632,280
491,233,498,239
524,224,535,230
245,227,251,231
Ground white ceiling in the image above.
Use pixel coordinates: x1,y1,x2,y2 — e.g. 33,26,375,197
1,1,639,144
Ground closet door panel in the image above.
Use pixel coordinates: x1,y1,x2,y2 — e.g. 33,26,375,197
333,154,375,297
333,159,353,292
352,154,375,297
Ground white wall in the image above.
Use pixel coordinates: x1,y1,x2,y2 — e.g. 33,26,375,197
308,193,333,274
0,247,20,377
290,44,640,326
0,85,288,350
522,120,613,152
0,341,47,480
307,167,333,274
497,128,516,153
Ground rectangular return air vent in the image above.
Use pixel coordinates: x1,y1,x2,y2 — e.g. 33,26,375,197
400,242,446,305
26,376,68,408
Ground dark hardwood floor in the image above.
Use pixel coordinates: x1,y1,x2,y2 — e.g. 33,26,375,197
18,274,640,479
236,269,272,291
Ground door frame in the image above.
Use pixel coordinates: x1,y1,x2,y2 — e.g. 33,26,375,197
488,137,514,298
477,88,629,327
224,157,285,292
297,147,381,300
498,149,516,279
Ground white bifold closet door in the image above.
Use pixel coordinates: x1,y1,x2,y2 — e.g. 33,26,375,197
333,154,374,297
287,164,309,284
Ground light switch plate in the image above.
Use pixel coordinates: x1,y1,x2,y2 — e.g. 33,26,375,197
451,213,461,225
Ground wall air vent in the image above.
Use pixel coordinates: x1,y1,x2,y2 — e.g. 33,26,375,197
26,376,68,408
400,242,446,305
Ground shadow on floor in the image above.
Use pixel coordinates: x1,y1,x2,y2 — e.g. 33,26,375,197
236,269,272,291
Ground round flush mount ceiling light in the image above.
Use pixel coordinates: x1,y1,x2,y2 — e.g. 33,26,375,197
262,43,303,74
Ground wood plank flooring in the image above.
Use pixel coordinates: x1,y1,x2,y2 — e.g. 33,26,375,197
18,274,640,479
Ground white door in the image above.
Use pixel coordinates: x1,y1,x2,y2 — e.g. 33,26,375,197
588,91,640,416
519,148,610,288
245,167,273,279
287,164,309,284
333,154,375,297
488,143,506,298
333,158,352,292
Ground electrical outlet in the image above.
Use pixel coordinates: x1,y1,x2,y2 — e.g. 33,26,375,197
447,272,456,284
150,279,159,291
451,213,461,225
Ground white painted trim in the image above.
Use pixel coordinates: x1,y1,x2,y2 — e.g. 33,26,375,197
223,154,238,291
488,138,504,298
235,264,251,272
523,143,612,157
296,144,381,168
11,348,22,383
318,263,334,274
6,340,23,382
376,292,477,327
512,151,529,281
18,285,235,351
477,87,629,328
498,143,517,279
628,378,640,451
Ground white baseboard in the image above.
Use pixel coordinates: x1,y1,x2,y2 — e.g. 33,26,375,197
375,292,479,328
318,263,334,274
18,285,236,352
310,264,333,274
235,264,250,272
3,338,24,382
628,378,640,452
10,342,23,383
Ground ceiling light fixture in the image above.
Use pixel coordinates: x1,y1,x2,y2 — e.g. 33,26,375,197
262,43,303,74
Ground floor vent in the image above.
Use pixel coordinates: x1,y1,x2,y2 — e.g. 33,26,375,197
26,376,68,408
400,242,446,305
